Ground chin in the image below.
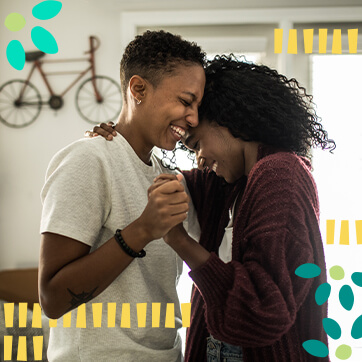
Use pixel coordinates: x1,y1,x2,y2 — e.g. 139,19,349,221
155,139,177,152
215,172,230,183
162,143,177,151
222,173,238,184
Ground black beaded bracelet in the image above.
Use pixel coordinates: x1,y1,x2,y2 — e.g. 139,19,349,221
114,229,146,258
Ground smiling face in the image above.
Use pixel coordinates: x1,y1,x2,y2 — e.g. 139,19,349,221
184,119,248,183
138,63,205,152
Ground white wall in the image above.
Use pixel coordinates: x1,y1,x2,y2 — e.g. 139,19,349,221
0,0,361,269
88,0,362,11
0,0,121,269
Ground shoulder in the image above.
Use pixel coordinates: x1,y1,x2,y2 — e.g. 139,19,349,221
250,151,312,184
49,137,108,161
247,151,318,211
45,137,111,179
245,151,318,206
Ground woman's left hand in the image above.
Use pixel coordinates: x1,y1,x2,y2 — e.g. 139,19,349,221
84,122,117,140
148,174,179,199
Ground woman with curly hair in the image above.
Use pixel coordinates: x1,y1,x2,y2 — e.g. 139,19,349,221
92,55,335,362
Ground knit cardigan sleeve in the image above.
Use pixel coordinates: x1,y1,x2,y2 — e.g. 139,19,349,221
189,153,322,347
182,168,231,237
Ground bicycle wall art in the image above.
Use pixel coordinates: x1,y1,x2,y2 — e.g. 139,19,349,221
0,36,122,128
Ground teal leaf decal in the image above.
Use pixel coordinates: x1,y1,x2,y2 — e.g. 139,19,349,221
32,0,62,20
339,285,354,311
315,282,331,306
295,263,321,278
31,26,58,54
6,40,25,70
302,340,329,358
351,315,362,339
351,272,362,287
323,318,342,340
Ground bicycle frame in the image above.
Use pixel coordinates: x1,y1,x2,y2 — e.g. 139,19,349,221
18,36,102,103
1,35,122,128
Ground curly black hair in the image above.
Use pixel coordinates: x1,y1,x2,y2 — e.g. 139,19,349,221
198,55,335,158
120,30,206,101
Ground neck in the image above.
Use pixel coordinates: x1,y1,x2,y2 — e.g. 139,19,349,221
114,113,153,166
244,142,260,176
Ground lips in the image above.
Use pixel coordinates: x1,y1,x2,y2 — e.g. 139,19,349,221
202,159,218,173
170,125,186,141
211,161,218,173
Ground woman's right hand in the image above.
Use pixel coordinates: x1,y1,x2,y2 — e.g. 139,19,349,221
84,122,117,140
137,174,190,242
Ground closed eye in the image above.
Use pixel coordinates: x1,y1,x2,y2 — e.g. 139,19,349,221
180,98,191,107
191,141,199,151
184,134,199,152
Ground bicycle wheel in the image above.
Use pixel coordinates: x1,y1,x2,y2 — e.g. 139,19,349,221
0,80,42,128
75,75,122,124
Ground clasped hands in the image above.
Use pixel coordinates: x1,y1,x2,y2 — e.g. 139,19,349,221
139,173,188,245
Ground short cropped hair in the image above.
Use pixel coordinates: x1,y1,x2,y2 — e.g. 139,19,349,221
120,30,206,101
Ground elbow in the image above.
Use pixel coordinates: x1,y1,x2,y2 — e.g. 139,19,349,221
247,316,295,347
39,287,66,320
209,314,294,347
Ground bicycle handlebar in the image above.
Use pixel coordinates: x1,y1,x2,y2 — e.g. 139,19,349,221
84,36,100,55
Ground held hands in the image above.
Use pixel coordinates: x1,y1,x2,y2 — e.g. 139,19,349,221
137,174,189,242
149,174,211,270
150,174,189,246
151,174,210,271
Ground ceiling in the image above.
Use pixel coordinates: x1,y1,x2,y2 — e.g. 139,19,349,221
85,0,362,12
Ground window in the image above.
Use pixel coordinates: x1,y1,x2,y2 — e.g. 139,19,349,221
311,54,362,360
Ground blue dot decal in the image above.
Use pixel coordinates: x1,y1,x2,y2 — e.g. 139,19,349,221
4,2,62,70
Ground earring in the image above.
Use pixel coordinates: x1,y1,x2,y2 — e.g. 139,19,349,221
136,98,141,105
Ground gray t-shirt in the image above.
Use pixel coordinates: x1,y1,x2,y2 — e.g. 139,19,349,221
40,135,200,362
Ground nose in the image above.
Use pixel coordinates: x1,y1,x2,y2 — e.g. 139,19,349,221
186,105,199,128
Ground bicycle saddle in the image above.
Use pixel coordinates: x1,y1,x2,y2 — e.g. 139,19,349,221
25,51,45,62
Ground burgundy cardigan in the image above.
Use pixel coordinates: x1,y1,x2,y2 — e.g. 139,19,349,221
182,145,329,362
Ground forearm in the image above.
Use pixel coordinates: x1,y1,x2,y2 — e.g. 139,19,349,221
39,220,150,319
166,227,210,270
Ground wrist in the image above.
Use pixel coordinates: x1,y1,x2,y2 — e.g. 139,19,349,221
114,229,146,258
165,227,211,270
164,224,188,247
121,219,152,251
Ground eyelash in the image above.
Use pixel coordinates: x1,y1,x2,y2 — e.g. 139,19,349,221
180,98,191,107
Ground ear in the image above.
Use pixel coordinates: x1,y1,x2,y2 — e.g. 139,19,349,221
129,75,147,103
